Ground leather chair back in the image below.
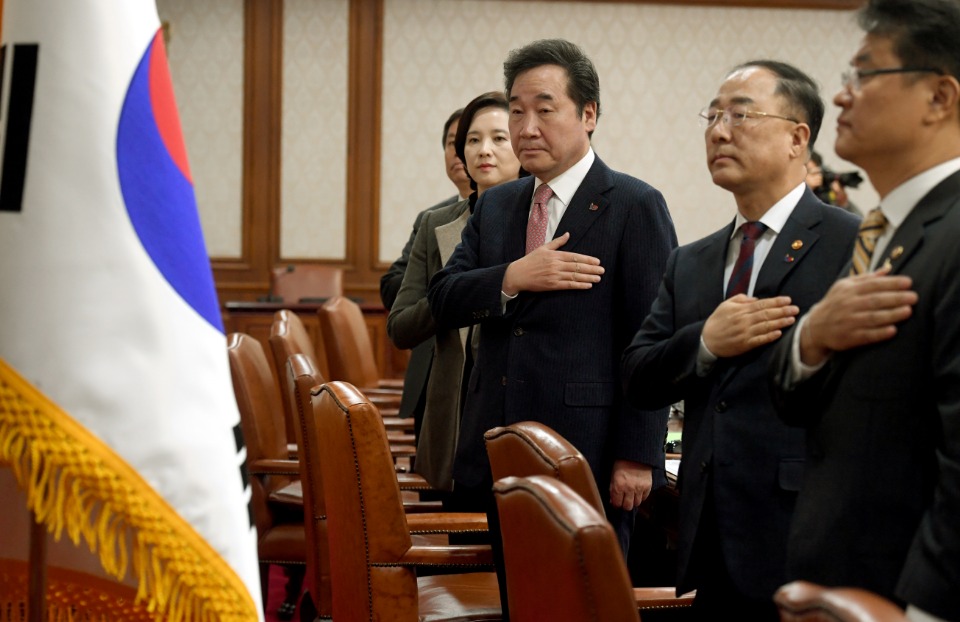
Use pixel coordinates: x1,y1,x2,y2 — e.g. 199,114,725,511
285,353,333,618
271,264,343,304
485,421,605,514
312,380,417,620
227,333,291,535
775,581,909,622
269,309,329,440
317,296,380,387
493,475,640,622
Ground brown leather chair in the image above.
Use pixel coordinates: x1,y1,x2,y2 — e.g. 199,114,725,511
484,421,694,612
270,309,414,442
317,296,404,393
226,332,304,618
312,380,501,621
775,581,909,622
285,354,490,619
493,475,641,622
271,264,343,304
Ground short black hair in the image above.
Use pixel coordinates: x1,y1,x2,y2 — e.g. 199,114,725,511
503,39,601,123
858,0,960,83
730,59,824,154
442,108,464,148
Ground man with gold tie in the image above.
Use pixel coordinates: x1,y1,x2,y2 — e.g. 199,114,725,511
770,1,960,620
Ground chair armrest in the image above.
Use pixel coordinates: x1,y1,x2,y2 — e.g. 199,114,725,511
249,458,299,476
632,588,695,610
383,416,413,431
386,432,416,444
397,544,493,569
406,512,488,534
397,472,432,491
268,480,303,508
389,444,417,458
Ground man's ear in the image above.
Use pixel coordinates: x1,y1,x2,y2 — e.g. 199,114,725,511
790,123,812,159
581,101,598,133
927,74,960,122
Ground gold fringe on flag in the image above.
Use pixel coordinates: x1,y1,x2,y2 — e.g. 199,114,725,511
0,358,258,622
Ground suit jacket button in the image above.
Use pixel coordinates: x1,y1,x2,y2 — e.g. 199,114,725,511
501,376,507,386
714,401,728,413
513,327,524,337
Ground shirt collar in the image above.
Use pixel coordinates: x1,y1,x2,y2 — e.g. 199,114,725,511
730,182,806,239
533,147,595,207
880,156,960,229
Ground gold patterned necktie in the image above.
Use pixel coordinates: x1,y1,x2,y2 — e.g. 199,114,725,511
850,207,888,276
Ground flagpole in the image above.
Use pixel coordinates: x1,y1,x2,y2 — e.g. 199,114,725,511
27,511,47,622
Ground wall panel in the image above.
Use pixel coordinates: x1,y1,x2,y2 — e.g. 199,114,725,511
380,0,873,259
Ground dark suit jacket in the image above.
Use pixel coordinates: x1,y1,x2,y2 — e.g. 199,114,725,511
387,199,472,489
381,194,458,422
622,189,860,600
770,171,960,620
428,156,677,493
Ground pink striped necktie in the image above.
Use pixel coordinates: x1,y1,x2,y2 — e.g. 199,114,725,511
525,183,554,255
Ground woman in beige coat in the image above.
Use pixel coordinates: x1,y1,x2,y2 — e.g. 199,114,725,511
386,91,522,490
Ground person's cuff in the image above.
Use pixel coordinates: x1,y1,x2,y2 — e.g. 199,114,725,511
788,315,828,384
500,290,518,313
696,336,717,377
906,605,950,622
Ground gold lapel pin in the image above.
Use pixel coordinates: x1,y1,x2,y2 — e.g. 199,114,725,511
791,240,803,250
881,257,893,271
890,245,904,259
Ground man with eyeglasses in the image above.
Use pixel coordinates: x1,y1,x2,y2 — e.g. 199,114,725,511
770,2,960,620
622,60,859,619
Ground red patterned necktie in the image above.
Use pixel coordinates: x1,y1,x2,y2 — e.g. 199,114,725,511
525,183,554,255
850,207,888,276
725,221,767,298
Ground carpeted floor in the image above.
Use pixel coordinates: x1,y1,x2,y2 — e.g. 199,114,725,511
263,564,304,622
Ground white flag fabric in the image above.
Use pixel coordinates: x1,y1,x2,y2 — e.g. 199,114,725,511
0,1,261,620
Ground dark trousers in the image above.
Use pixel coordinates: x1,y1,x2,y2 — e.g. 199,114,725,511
688,485,779,621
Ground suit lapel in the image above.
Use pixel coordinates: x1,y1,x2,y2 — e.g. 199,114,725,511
436,206,470,266
696,223,733,320
551,157,614,253
875,169,960,273
754,189,823,298
505,178,534,263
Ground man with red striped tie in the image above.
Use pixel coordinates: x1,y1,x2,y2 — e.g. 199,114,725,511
622,60,860,619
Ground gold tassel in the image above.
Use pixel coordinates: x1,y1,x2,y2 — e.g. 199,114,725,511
0,359,257,622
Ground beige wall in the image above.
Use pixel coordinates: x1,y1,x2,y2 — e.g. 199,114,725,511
160,0,877,266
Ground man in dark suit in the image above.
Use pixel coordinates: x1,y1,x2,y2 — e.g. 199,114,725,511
381,108,471,437
429,39,677,556
621,61,860,619
770,2,960,620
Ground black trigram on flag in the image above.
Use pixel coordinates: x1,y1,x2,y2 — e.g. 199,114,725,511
0,43,38,213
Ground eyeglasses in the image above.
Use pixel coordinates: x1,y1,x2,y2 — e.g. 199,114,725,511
698,106,799,129
840,66,944,92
